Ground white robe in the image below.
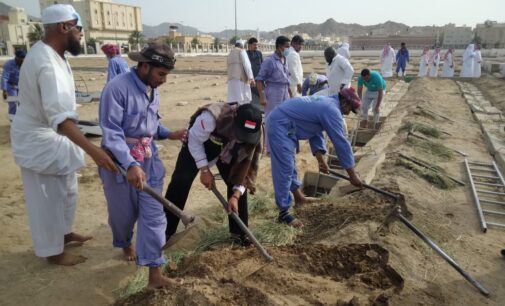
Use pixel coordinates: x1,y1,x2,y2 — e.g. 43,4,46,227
337,43,351,59
380,47,395,77
429,53,441,77
418,54,429,77
460,44,475,78
442,53,455,77
473,50,482,78
326,54,354,95
227,49,254,104
287,46,303,97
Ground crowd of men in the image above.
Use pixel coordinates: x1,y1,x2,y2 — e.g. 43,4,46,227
3,3,498,291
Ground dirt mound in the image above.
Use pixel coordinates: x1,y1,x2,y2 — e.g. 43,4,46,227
115,244,403,306
297,188,410,243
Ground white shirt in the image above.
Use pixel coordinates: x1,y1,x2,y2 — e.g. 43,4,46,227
188,110,245,194
227,49,254,104
10,41,85,175
326,54,354,95
287,46,303,87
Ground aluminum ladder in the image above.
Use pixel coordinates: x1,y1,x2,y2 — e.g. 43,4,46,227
464,158,505,232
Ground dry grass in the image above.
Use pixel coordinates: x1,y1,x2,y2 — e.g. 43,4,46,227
401,122,442,138
406,137,453,160
396,158,456,189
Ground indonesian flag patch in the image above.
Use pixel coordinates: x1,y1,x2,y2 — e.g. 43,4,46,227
244,120,257,130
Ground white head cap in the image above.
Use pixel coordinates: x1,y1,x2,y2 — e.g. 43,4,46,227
42,4,82,26
235,40,245,47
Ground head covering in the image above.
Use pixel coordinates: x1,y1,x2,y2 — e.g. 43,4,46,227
234,104,262,144
463,44,475,61
430,47,441,61
337,42,350,59
422,46,429,55
309,72,318,86
128,43,176,70
14,49,26,58
382,43,391,56
41,4,82,26
443,48,453,60
235,40,245,48
339,87,361,114
101,43,116,56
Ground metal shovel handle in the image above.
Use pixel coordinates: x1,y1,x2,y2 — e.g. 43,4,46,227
390,206,490,297
115,162,195,227
327,169,400,201
211,186,273,262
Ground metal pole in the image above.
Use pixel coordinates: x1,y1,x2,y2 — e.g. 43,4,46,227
234,0,237,38
211,186,273,262
463,158,487,232
394,207,490,297
326,170,400,201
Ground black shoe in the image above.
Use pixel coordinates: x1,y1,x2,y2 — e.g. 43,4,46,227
501,249,505,258
231,234,252,247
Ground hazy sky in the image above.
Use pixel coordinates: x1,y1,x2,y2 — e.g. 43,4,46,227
5,0,504,32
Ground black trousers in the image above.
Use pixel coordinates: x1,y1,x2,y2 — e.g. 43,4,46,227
164,142,248,240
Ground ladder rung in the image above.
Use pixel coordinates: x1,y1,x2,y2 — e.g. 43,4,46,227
483,209,505,216
474,182,504,187
486,221,505,228
476,189,505,196
472,174,500,180
469,167,497,173
480,199,505,206
468,162,494,167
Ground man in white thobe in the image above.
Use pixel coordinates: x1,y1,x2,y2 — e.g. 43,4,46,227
380,43,395,78
460,44,475,78
429,47,441,77
10,4,116,266
473,44,482,78
324,47,354,95
287,35,304,97
227,40,255,105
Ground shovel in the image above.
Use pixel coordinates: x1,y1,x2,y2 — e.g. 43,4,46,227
211,186,273,262
382,206,490,297
114,161,195,227
327,169,400,201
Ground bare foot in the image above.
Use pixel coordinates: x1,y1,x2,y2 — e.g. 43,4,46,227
122,245,136,261
47,252,87,266
295,196,320,206
148,267,184,289
64,232,93,246
288,218,304,228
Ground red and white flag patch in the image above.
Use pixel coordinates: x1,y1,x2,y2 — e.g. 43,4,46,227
244,120,257,129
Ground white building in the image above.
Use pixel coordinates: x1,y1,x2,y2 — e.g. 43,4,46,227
443,26,473,48
475,21,505,49
0,7,40,56
39,0,142,52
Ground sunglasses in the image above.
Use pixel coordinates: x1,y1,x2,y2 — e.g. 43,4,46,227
62,22,82,33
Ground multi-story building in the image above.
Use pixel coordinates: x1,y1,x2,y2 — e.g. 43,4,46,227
165,30,214,51
475,21,505,49
0,7,41,56
39,0,142,52
442,25,473,48
349,35,437,50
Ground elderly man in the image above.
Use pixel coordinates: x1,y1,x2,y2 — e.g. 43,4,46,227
10,4,117,266
164,103,262,246
2,49,25,118
357,69,387,128
324,47,354,95
286,35,304,97
99,43,186,288
102,43,130,82
246,37,263,107
227,40,255,105
302,72,328,96
267,88,363,227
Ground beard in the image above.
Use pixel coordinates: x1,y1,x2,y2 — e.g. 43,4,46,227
67,35,81,56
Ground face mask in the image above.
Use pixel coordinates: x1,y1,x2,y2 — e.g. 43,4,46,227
283,48,290,57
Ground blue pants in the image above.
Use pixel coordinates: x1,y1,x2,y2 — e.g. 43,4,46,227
99,153,167,267
266,111,302,210
396,62,406,74
8,102,17,115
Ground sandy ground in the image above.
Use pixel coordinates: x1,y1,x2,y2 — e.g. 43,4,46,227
0,54,504,305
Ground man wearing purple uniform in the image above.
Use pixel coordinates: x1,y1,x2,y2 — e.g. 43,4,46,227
102,43,130,82
99,43,186,289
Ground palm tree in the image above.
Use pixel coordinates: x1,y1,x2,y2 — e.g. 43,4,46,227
191,37,200,48
27,23,44,45
128,30,145,50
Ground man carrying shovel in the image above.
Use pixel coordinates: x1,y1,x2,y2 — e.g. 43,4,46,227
266,88,363,227
99,43,187,289
164,103,262,246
